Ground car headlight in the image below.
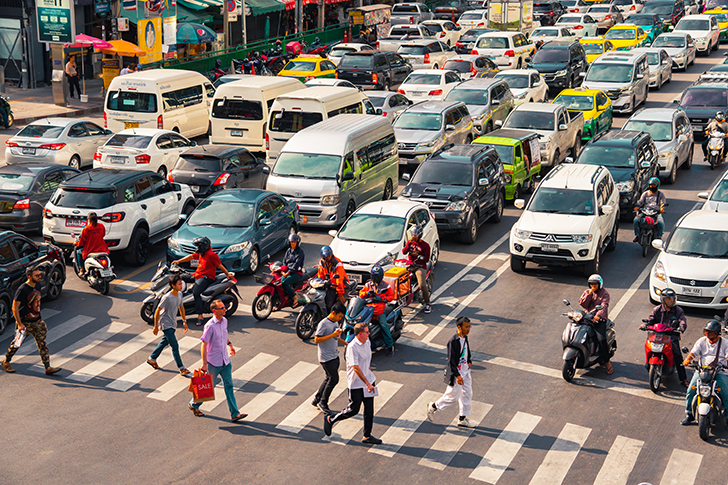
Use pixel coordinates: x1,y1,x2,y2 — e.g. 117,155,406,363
583,117,593,124
473,113,486,121
573,234,593,244
721,275,728,287
675,51,686,58
554,69,568,77
224,241,250,254
445,199,468,211
653,260,667,282
417,140,437,149
167,238,179,252
321,194,341,206
658,151,672,160
375,253,395,267
539,140,551,150
615,180,635,192
505,173,512,183
514,228,532,239
516,91,529,99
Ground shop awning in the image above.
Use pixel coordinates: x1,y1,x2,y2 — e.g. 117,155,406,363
247,0,285,15
176,0,222,11
119,1,215,25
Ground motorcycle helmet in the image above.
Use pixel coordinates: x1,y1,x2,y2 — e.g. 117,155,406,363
193,236,211,255
660,288,676,307
716,111,725,122
370,265,384,285
648,176,660,192
215,59,222,69
704,319,722,334
320,245,333,258
411,225,424,239
587,274,603,289
288,233,301,247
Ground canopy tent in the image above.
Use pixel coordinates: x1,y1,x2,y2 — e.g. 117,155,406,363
119,1,215,25
246,0,286,15
65,34,113,95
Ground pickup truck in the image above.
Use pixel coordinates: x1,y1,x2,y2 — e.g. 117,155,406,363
390,3,435,26
377,24,436,52
500,103,583,167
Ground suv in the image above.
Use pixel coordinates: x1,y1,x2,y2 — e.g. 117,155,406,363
527,40,587,90
445,78,515,135
574,130,659,218
674,72,728,141
335,51,412,90
641,0,685,30
397,40,457,70
535,0,567,26
43,169,196,266
581,50,649,114
510,163,620,275
399,144,506,243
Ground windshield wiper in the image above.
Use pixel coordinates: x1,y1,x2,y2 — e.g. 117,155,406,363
423,181,442,184
274,173,306,178
191,223,228,227
672,250,707,257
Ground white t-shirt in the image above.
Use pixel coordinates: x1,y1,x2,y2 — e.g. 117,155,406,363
457,336,470,377
690,336,728,375
346,337,376,389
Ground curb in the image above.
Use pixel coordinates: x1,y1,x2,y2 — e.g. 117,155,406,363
13,105,104,126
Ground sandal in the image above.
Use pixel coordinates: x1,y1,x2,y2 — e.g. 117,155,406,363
146,359,159,370
179,368,190,376
188,403,204,417
195,317,203,327
605,361,614,375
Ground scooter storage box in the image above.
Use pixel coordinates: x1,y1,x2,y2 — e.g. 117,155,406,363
384,267,410,297
286,41,302,55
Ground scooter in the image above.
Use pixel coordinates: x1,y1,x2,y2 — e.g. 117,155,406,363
640,320,683,393
295,276,358,340
560,299,617,382
635,203,667,257
706,130,725,170
689,362,727,441
340,296,404,352
388,257,434,306
71,234,115,295
0,96,13,129
208,67,226,82
251,262,318,321
140,261,240,324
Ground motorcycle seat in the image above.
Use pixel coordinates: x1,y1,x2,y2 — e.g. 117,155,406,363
303,267,318,279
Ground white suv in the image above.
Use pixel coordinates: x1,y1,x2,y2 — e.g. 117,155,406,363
471,31,535,70
43,169,196,266
510,164,619,275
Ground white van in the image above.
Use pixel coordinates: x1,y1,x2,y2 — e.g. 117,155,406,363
266,114,398,226
105,69,215,138
209,76,305,151
266,86,377,164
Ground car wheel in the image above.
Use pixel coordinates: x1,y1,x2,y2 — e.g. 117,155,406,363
247,246,260,275
157,165,168,178
517,58,522,69
345,200,356,219
552,149,560,167
583,243,601,276
682,144,693,170
0,298,9,335
180,202,194,226
667,69,672,83
607,218,618,252
459,211,479,244
384,79,391,91
45,266,64,301
510,255,525,273
666,157,677,184
125,227,149,266
430,241,440,265
571,137,581,158
69,155,81,170
484,121,493,134
490,191,504,223
466,134,473,144
382,179,393,201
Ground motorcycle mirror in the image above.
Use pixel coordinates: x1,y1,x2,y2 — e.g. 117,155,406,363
682,346,690,354
562,299,570,306
595,305,603,311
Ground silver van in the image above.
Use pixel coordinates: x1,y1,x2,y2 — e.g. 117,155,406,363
265,114,399,226
581,51,649,114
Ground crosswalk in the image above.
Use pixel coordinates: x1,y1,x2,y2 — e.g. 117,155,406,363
5,312,712,484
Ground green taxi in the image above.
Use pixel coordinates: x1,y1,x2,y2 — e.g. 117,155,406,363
553,88,613,141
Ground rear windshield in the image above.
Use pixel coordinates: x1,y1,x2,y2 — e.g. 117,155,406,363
16,125,65,138
558,16,583,23
605,29,636,39
627,14,655,24
368,96,386,107
579,146,636,167
706,0,728,8
443,60,472,72
476,37,509,49
329,47,357,57
390,27,418,36
175,156,223,172
612,0,632,5
422,23,444,32
588,6,611,12
392,4,420,13
398,45,427,56
532,49,569,63
338,55,374,68
106,134,152,149
460,12,484,20
106,90,157,113
211,99,264,120
0,174,36,192
641,3,673,14
445,88,489,105
531,28,560,37
283,61,317,72
403,73,441,84
51,188,115,209
504,111,555,131
269,111,324,133
582,43,606,54
461,29,491,41
535,3,556,12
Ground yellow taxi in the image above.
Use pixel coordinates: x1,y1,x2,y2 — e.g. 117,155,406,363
579,37,615,63
277,54,337,81
704,8,728,41
552,87,613,141
603,25,650,51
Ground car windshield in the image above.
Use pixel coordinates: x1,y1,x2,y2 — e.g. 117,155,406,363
504,111,555,130
562,0,579,6
706,0,728,8
273,152,340,179
586,63,633,82
497,74,529,88
404,73,441,85
623,120,672,141
211,99,263,120
627,14,655,24
652,35,686,47
443,60,473,72
16,124,65,138
338,55,373,68
0,173,35,192
553,94,594,110
105,134,152,149
578,146,636,167
329,47,357,57
188,200,254,228
491,144,513,164
582,43,606,54
713,13,728,22
394,112,443,130
283,60,316,72
398,45,428,56
612,0,632,5
680,88,728,107
642,3,673,14
532,49,570,63
50,188,115,209
461,29,491,41
337,214,406,243
558,16,582,23
588,6,611,13
644,52,660,65
535,4,556,12
445,88,488,105
529,188,595,215
532,28,560,37
666,227,728,258
476,37,509,48
710,179,728,201
106,90,157,113
175,155,223,172
411,161,473,186
676,19,710,30
605,29,636,39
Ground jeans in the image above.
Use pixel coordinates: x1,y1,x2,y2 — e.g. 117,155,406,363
150,328,184,369
190,362,240,418
281,272,303,300
685,371,728,416
671,336,687,382
193,276,214,315
331,386,375,437
413,267,430,305
5,319,50,368
375,313,393,349
325,287,339,313
633,214,664,238
0,104,8,128
314,356,340,406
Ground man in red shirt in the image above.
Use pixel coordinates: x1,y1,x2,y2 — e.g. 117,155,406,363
173,237,235,326
75,212,109,277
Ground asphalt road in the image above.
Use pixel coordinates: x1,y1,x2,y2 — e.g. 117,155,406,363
1,48,728,485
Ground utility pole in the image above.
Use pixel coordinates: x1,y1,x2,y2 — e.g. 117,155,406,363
224,1,229,48
242,0,247,45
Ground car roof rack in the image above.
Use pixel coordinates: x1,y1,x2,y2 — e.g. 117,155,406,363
696,72,728,84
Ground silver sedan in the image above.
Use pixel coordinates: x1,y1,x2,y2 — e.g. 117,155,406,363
5,118,112,169
367,92,413,122
631,47,673,89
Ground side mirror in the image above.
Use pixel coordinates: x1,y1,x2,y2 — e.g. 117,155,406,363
328,229,338,237
601,204,614,215
402,173,411,181
579,71,586,77
651,239,664,250
259,218,271,226
106,129,113,135
636,73,644,79
342,172,354,181
565,156,574,164
697,191,709,199
172,183,181,191
678,134,688,142
492,99,501,105
179,213,188,221
514,198,525,209
375,108,383,115
495,119,503,127
262,166,271,174
190,141,197,146
446,124,456,131
640,160,651,168
525,57,532,63
558,123,568,131
478,177,489,186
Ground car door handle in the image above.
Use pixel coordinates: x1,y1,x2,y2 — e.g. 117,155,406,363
141,204,147,210
161,198,166,204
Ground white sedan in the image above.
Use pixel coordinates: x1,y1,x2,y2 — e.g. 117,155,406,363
397,69,462,102
93,128,195,178
529,26,575,45
495,69,549,105
555,14,600,38
698,171,728,212
328,200,440,285
650,210,728,309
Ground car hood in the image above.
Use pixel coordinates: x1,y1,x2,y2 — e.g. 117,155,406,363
658,46,687,56
604,166,637,183
467,104,491,117
660,252,728,281
582,80,630,91
405,183,471,200
517,210,595,234
330,238,402,267
394,128,442,143
654,140,677,152
173,224,253,247
528,62,569,74
677,106,719,120
674,29,710,38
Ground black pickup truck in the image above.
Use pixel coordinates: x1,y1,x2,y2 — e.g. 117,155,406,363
335,51,413,90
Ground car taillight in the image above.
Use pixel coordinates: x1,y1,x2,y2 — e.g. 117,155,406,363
13,199,29,210
574,24,584,29
456,23,460,27
265,132,269,150
103,111,107,129
382,111,388,117
424,53,430,64
93,151,102,161
570,8,578,12
101,212,125,223
43,208,53,219
471,49,478,55
213,173,231,185
439,32,446,38
397,89,405,94
410,16,414,23
5,141,18,147
135,154,151,164
335,71,339,79
376,41,380,49
429,89,443,95
605,14,612,19
372,72,378,84
39,143,66,150
505,50,515,57
456,41,464,47
157,114,163,129
471,66,477,77
630,5,636,9
168,173,174,182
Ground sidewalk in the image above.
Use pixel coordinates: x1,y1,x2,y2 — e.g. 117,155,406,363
5,78,105,126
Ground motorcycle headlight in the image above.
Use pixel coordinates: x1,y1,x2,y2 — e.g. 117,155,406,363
321,194,341,206
555,69,568,77
615,180,635,192
514,228,532,240
653,260,667,282
167,237,179,252
699,385,711,398
571,311,583,322
445,199,468,211
224,241,250,254
375,253,395,267
573,234,593,244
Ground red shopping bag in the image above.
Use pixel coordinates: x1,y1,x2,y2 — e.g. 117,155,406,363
188,369,215,403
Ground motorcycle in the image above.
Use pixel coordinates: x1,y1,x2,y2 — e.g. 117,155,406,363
706,130,725,170
688,362,727,441
295,276,358,340
140,261,240,324
640,320,683,393
340,296,404,352
636,203,667,257
251,262,318,321
208,67,227,82
560,299,617,382
0,95,13,129
71,234,116,295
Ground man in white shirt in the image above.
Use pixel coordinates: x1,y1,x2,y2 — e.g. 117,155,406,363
323,322,382,445
681,319,728,425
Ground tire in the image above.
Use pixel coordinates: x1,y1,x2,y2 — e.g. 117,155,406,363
607,218,618,252
69,155,81,170
125,227,149,266
682,144,693,170
224,294,238,318
157,165,168,178
489,191,504,223
382,179,393,201
562,358,576,382
247,246,260,274
345,200,356,220
666,157,677,184
45,266,64,301
583,243,600,275
510,255,525,273
484,121,493,134
6,112,13,128
430,241,440,265
517,58,522,69
642,237,649,257
0,298,9,335
181,203,194,226
295,309,318,340
459,211,479,244
649,364,661,393
572,137,581,158
514,184,523,201
383,79,391,91
252,293,274,321
100,278,110,296
699,414,710,441
466,134,473,144
433,64,439,69
140,301,156,324
552,149,560,167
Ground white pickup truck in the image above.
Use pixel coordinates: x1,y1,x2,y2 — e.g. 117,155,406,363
501,103,584,167
390,3,435,26
378,24,436,52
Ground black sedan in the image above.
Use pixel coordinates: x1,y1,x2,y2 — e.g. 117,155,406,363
168,145,270,203
0,163,80,234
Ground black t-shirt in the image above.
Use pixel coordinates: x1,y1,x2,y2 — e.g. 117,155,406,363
14,282,41,322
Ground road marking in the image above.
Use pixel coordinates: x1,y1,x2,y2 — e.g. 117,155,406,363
470,411,542,484
419,401,492,471
148,358,202,402
68,329,157,383
202,352,279,412
42,309,61,320
276,371,347,434
110,257,166,288
609,254,658,322
528,423,591,485
488,252,510,260
593,435,644,485
404,323,428,336
461,274,486,283
370,389,442,458
324,380,402,445
29,322,129,373
423,260,510,344
107,336,199,391
242,361,318,421
659,449,702,485
11,315,95,361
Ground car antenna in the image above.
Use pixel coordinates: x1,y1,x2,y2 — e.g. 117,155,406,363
87,171,92,181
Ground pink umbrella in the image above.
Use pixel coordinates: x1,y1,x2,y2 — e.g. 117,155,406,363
65,34,112,96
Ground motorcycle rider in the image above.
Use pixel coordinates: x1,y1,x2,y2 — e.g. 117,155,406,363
681,319,728,425
172,236,235,326
579,274,613,374
74,212,109,278
633,177,666,243
702,110,728,162
281,233,305,307
317,245,349,312
402,225,432,314
359,266,396,357
640,288,689,387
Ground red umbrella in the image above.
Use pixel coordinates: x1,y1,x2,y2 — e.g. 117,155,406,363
64,34,112,96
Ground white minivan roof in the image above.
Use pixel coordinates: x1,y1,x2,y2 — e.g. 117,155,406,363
282,114,390,156
214,76,304,97
276,86,362,103
114,68,209,83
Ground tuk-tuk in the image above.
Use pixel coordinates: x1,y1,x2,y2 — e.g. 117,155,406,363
473,128,541,200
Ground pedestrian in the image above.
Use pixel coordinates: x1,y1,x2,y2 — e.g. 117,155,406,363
312,301,348,414
120,65,130,76
323,322,383,445
147,274,190,376
426,316,476,428
65,55,81,99
2,266,62,375
188,299,246,422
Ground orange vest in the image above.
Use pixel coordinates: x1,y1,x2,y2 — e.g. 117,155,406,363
359,280,395,315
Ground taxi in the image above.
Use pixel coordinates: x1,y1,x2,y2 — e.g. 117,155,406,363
277,54,337,81
552,87,613,141
704,8,728,41
579,37,615,63
603,25,650,50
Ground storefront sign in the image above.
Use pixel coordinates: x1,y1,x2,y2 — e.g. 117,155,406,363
36,0,75,44
95,0,110,14
138,17,163,64
102,58,120,90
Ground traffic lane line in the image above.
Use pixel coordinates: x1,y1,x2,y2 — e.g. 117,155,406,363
110,257,166,288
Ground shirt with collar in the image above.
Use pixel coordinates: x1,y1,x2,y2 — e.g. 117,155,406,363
200,315,230,367
346,336,375,389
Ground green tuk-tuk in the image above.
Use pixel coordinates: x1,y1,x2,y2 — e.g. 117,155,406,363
473,129,541,200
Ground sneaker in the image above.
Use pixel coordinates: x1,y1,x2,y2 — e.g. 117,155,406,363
362,436,382,445
426,402,437,422
681,414,695,426
2,360,15,373
458,417,477,428
424,305,432,314
387,346,395,357
311,398,320,408
633,236,638,243
318,402,332,414
324,415,333,436
231,413,247,422
45,367,62,375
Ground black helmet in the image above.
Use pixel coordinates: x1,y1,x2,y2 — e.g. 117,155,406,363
288,233,301,246
370,265,384,285
215,59,222,69
661,288,676,307
704,319,722,333
193,236,211,255
320,245,333,258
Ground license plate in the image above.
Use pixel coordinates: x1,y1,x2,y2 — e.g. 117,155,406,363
190,259,198,268
541,243,559,252
110,156,126,164
693,126,703,131
22,147,36,155
65,219,87,228
191,185,200,193
231,130,243,137
411,91,425,96
124,122,140,129
101,269,113,277
682,286,701,296
351,274,362,283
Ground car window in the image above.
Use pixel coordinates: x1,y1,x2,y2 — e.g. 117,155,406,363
156,135,174,150
122,183,135,202
61,168,79,179
11,238,37,259
269,196,285,211
530,73,540,86
204,83,215,99
84,123,105,136
389,96,399,108
375,55,388,68
415,209,430,225
169,134,190,148
68,123,87,137
258,199,272,219
445,72,460,83
225,154,241,169
238,151,256,167
558,111,567,126
135,176,154,201
429,42,443,53
151,174,173,195
39,170,64,193
0,241,15,265
596,92,609,106
357,146,372,172
343,152,355,178
458,105,470,119
406,212,419,232
478,161,487,180
445,110,456,126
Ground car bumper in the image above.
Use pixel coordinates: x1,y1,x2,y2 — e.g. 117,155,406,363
694,40,710,52
649,276,728,309
671,55,688,69
510,234,597,266
432,210,470,233
542,75,570,89
43,224,130,252
295,203,343,226
611,94,635,113
0,209,42,233
648,73,661,87
5,148,73,165
399,149,434,166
